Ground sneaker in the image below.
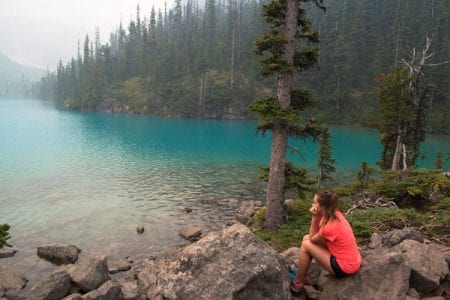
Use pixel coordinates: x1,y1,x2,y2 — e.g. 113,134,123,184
290,279,304,293
289,265,298,283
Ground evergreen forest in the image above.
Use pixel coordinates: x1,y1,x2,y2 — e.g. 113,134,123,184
36,0,450,134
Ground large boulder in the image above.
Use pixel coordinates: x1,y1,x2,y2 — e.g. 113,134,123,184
393,239,449,293
320,252,411,300
0,268,27,291
37,243,81,265
67,256,111,292
156,224,290,300
24,269,72,300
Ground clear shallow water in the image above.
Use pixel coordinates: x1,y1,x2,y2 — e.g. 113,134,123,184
1,97,449,283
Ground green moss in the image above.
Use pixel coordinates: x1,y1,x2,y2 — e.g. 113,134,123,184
250,200,312,251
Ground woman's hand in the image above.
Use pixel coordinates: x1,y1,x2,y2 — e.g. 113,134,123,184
310,204,322,218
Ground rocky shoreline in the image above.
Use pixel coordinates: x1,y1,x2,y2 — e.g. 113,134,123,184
1,201,449,299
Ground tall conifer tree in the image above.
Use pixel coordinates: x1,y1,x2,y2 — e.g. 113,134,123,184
250,0,325,229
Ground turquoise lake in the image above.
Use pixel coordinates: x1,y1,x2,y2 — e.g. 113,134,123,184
1,97,449,282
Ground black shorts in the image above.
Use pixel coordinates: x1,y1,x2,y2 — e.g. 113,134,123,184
330,255,350,279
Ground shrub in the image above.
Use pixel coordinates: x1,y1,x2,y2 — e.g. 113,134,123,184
347,208,425,241
0,223,11,248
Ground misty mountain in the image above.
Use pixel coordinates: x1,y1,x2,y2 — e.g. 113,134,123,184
0,52,45,95
0,16,91,70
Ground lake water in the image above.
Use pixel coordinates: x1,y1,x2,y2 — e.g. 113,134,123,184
1,97,449,283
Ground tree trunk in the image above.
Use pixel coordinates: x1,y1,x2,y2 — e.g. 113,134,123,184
264,0,298,229
231,28,235,87
392,127,403,171
402,144,408,171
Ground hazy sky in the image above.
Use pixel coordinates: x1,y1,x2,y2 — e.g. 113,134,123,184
0,0,167,69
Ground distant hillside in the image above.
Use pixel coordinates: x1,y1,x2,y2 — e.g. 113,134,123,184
0,52,45,96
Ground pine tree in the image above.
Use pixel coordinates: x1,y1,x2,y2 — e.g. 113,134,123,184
316,126,336,188
434,152,443,170
249,0,325,229
377,66,412,170
357,161,374,188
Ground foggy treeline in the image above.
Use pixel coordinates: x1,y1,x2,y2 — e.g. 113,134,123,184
37,0,450,134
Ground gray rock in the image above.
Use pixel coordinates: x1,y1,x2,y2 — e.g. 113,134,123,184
235,214,250,225
393,239,449,293
304,285,321,299
120,281,139,300
280,247,299,265
368,232,382,251
178,226,202,240
67,256,111,292
81,280,122,300
136,270,158,295
0,248,17,259
320,252,411,300
237,200,256,219
62,293,83,300
0,267,27,291
109,261,131,274
157,224,290,300
406,288,420,299
428,242,450,267
381,228,424,248
37,243,81,265
225,219,239,226
25,269,71,300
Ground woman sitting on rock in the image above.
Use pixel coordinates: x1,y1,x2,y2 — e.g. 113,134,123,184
291,190,362,292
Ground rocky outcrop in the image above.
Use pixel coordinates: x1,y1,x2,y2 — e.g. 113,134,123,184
157,224,290,299
24,269,72,300
320,252,411,300
67,256,111,292
4,225,450,300
37,243,81,265
393,240,449,293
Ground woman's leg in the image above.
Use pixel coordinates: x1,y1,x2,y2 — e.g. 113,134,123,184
295,239,334,283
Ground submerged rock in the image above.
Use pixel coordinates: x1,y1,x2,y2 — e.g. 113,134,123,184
37,243,81,265
178,226,202,240
0,248,17,259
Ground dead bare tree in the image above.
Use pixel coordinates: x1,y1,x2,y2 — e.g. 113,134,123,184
390,35,448,171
